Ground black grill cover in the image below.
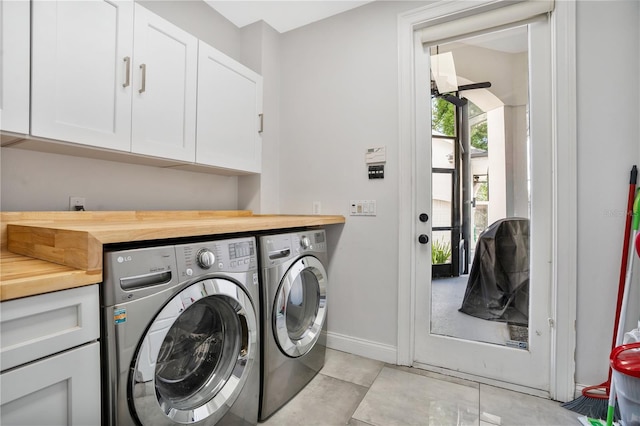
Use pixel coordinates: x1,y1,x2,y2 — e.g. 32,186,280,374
459,218,529,326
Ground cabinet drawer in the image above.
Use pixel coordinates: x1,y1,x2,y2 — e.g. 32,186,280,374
0,285,99,371
1,341,101,425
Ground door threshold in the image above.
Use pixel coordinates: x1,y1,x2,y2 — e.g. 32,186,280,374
411,361,551,400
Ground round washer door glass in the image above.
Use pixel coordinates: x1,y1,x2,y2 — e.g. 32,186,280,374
131,278,257,425
274,256,327,357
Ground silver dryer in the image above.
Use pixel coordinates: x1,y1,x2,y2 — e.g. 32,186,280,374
258,229,329,421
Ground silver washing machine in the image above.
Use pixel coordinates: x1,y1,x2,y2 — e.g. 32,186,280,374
258,229,328,421
102,236,260,426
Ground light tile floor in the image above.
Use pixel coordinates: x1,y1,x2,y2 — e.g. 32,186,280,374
261,348,581,426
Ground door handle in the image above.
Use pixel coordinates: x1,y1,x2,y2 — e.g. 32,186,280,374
419,213,429,222
122,56,131,88
139,64,146,94
418,234,429,244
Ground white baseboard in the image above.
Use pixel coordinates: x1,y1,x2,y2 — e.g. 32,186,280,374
324,331,397,364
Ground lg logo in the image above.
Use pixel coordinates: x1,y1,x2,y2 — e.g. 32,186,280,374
117,255,133,263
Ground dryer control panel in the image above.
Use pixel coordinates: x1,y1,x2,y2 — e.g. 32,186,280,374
262,230,326,267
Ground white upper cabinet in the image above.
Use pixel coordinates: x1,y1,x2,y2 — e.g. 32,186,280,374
196,41,263,173
25,1,262,172
31,0,134,151
1,0,30,135
131,4,198,162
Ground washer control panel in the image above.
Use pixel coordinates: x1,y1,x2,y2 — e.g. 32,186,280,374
175,237,257,279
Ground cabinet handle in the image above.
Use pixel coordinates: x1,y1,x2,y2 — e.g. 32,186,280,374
122,57,131,88
139,64,146,94
258,113,264,133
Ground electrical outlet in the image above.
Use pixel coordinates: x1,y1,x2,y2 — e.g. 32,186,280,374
313,201,321,215
69,196,86,211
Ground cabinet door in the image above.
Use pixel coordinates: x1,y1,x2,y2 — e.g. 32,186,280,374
131,4,197,162
31,0,134,151
196,41,263,173
1,0,30,135
0,285,100,371
0,342,101,426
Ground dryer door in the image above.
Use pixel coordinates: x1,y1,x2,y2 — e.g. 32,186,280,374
131,278,257,425
274,255,327,357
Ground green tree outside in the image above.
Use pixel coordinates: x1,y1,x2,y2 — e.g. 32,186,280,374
431,97,488,151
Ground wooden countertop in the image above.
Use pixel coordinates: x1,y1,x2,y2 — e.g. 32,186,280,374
1,211,345,301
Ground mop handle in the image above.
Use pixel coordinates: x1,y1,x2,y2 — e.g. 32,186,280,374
610,166,638,365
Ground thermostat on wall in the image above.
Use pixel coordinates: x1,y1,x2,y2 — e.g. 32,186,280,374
365,147,386,164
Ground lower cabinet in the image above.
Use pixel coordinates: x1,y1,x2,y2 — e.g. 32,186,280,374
0,285,101,425
0,343,101,425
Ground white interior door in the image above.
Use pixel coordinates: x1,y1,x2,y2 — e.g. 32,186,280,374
413,17,553,394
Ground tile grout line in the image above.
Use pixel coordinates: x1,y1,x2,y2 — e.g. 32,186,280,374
331,364,387,425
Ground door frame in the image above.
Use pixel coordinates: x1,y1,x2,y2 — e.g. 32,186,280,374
396,0,577,402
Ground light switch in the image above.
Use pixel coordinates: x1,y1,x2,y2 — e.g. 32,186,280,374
349,200,377,216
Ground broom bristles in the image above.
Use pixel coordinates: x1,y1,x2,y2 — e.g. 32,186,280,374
561,395,620,422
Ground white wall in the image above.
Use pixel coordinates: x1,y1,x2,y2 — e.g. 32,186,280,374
575,0,640,387
505,105,529,218
278,1,429,355
238,21,282,214
0,147,238,211
487,107,507,223
450,45,528,107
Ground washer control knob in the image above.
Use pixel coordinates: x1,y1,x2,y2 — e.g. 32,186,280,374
300,235,311,250
196,249,215,269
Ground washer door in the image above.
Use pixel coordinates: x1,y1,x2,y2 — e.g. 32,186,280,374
131,278,257,425
274,256,327,357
